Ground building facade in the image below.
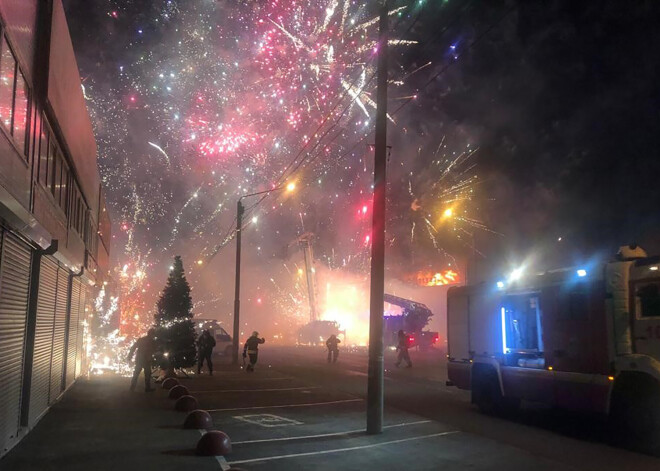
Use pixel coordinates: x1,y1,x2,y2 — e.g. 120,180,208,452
0,0,110,457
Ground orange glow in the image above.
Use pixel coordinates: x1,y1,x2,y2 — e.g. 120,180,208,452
409,269,460,286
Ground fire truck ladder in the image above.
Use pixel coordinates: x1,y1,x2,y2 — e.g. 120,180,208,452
297,232,319,322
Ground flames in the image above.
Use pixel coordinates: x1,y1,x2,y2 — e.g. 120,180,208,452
410,269,460,287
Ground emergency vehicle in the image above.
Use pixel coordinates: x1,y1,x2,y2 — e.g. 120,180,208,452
194,319,233,356
446,245,660,451
383,293,439,351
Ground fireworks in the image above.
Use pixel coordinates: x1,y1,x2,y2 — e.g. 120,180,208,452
69,0,487,353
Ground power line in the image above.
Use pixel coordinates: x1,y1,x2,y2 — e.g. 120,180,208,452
206,1,481,256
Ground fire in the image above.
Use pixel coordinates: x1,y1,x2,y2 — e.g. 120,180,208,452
318,270,370,346
410,269,460,286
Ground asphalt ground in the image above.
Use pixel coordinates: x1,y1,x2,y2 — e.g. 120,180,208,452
3,346,660,470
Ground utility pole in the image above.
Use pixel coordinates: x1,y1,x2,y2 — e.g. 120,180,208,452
231,184,295,366
232,199,244,365
367,0,388,435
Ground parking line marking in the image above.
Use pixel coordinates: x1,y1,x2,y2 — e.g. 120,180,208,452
233,414,304,427
207,398,362,412
191,386,320,393
197,429,231,470
228,430,460,465
195,376,294,382
232,420,432,444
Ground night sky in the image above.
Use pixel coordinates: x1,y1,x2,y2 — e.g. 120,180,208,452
62,0,660,338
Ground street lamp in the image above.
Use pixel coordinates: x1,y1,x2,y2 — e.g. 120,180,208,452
231,182,295,365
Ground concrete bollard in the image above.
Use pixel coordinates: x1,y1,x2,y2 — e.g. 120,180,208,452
175,395,199,412
168,384,189,399
162,377,179,390
196,431,232,456
183,410,213,429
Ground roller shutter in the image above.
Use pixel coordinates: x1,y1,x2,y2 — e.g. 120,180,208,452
65,278,81,388
74,286,85,379
29,255,56,427
49,268,69,403
0,230,31,454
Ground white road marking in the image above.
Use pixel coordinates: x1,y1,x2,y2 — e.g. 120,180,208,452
197,429,231,470
233,413,304,427
228,430,461,465
207,398,362,412
191,386,320,393
232,420,432,444
215,456,230,470
196,376,294,382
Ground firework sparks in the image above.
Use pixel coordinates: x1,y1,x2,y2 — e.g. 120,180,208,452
147,141,171,165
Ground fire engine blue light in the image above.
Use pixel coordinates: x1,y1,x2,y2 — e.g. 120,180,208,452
577,269,587,277
501,307,507,354
496,281,505,289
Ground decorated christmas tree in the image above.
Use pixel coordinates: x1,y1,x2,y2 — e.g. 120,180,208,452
154,256,197,370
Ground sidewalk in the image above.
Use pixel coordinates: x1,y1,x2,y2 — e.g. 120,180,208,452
1,372,218,471
2,359,576,471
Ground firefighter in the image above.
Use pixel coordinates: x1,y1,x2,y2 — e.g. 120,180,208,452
127,329,156,392
197,329,216,375
395,329,412,368
243,331,265,372
326,334,340,363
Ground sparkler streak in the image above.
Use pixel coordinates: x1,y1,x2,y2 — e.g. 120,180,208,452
148,141,171,165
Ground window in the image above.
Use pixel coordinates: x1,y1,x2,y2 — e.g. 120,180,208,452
29,103,37,162
72,194,78,232
54,151,62,203
60,163,69,213
0,36,30,156
38,121,48,185
0,37,15,130
48,143,56,193
70,185,86,237
13,70,28,153
76,198,82,234
502,294,543,352
636,282,660,318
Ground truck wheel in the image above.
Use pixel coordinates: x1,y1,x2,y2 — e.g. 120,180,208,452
472,369,519,416
609,374,660,454
472,370,501,414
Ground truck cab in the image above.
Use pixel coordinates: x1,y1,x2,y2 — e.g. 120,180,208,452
446,246,660,451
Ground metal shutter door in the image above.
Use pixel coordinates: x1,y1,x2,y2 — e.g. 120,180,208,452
74,286,85,379
49,268,68,403
0,230,31,454
29,256,57,426
65,279,81,388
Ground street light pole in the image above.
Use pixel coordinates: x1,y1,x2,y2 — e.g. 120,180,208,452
231,183,295,366
367,0,388,435
232,199,244,365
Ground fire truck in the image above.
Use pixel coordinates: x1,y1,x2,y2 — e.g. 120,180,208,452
446,245,660,451
384,293,439,351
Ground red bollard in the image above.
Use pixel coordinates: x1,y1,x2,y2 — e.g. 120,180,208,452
196,431,232,456
175,395,198,412
168,384,189,399
162,377,179,390
183,410,213,429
